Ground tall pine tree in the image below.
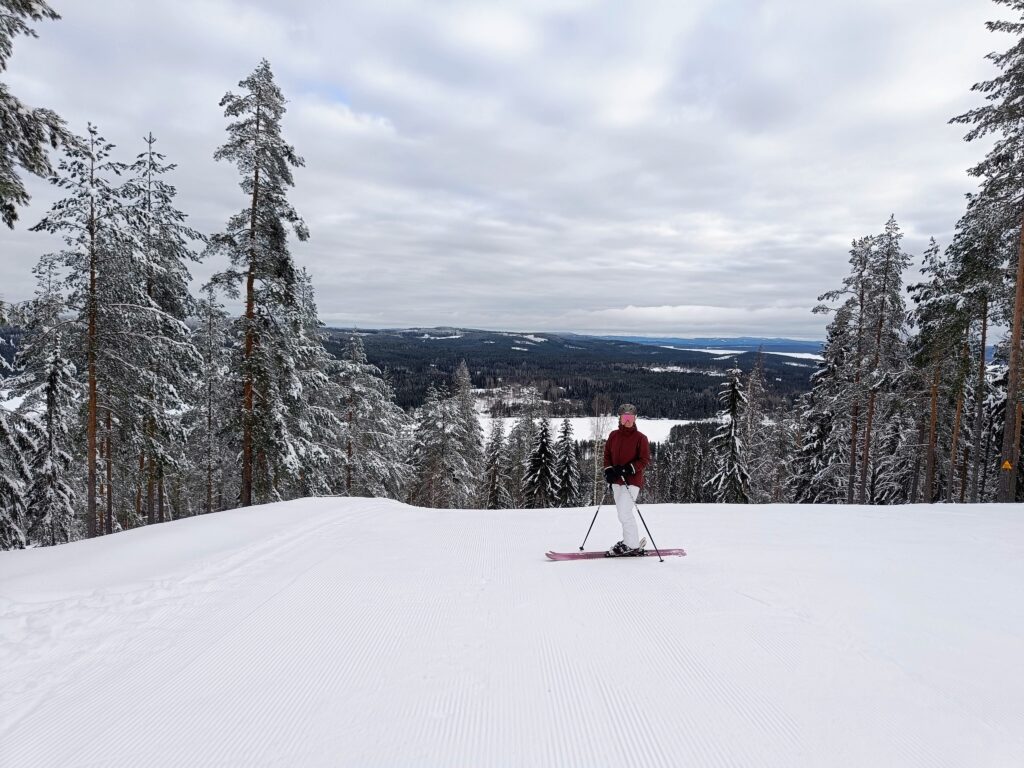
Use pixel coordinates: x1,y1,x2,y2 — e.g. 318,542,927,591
207,59,310,506
951,1,1024,500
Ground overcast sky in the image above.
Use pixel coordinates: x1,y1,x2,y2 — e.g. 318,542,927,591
1,0,1001,338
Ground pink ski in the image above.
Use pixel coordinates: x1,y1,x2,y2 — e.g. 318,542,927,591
545,548,686,561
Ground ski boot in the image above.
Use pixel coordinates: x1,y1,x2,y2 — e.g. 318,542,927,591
605,537,646,558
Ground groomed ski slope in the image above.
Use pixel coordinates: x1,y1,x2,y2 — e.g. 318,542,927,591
2,499,1023,767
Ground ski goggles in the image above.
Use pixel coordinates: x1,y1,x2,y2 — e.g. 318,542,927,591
620,413,636,424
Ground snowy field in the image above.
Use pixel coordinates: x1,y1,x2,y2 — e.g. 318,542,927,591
2,499,1023,767
479,416,715,443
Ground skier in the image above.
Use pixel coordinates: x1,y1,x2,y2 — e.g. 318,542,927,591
603,403,651,556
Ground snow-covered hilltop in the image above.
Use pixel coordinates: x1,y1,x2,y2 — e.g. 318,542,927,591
3,498,1022,767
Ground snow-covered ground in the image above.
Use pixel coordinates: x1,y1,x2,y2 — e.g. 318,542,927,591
479,416,715,443
660,345,824,362
2,499,1023,767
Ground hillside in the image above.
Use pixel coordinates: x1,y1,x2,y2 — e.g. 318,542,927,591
325,328,815,416
2,499,1022,767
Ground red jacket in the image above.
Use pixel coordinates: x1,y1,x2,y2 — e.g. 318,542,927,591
603,426,651,488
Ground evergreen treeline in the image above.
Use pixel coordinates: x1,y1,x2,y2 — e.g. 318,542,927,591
0,57,416,547
4,0,1024,551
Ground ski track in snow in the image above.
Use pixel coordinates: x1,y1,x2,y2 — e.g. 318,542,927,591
2,500,1023,767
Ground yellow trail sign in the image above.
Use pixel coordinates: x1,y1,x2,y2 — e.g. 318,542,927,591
1002,460,1014,471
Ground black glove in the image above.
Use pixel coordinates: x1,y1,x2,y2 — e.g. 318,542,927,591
620,463,636,477
603,467,618,484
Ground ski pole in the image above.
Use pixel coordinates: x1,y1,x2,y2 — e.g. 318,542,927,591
632,498,663,562
579,484,612,550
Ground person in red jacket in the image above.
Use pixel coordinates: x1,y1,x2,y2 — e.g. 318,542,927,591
602,403,651,556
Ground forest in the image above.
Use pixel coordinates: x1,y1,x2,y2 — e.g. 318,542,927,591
1,1,1023,552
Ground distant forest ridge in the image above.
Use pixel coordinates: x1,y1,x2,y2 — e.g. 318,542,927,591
323,326,815,418
598,336,824,355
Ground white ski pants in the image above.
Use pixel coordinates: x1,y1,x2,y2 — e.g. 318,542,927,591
613,483,641,549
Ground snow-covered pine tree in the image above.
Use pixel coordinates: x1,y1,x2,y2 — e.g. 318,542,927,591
504,412,536,508
0,0,74,228
684,425,715,503
335,333,411,499
908,238,971,502
185,284,233,514
9,257,78,545
408,386,472,508
454,360,484,507
946,195,1015,501
553,418,581,507
817,236,872,503
30,123,127,537
121,132,203,525
207,59,310,506
706,364,751,504
482,418,512,509
856,217,912,503
793,297,858,503
0,327,33,549
275,269,345,499
741,350,773,502
951,3,1024,501
523,418,558,508
760,409,798,503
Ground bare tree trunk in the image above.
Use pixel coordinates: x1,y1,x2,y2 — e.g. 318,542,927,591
909,412,926,503
998,219,1024,501
147,455,155,525
241,107,263,508
86,142,98,538
960,447,970,504
981,409,995,500
926,366,940,503
158,467,165,523
346,398,353,494
134,451,145,527
206,325,214,514
1014,401,1023,501
859,389,878,504
846,277,868,504
105,411,114,534
970,298,988,503
947,390,964,503
847,400,860,504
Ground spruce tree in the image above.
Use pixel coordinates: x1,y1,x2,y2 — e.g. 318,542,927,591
0,0,74,227
504,412,536,508
336,333,411,499
553,418,581,507
523,418,558,508
207,59,310,506
707,365,751,504
9,258,78,544
482,419,512,509
408,386,471,508
0,336,33,549
278,269,345,499
454,360,484,507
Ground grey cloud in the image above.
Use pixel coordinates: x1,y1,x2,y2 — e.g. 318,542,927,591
0,0,999,339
